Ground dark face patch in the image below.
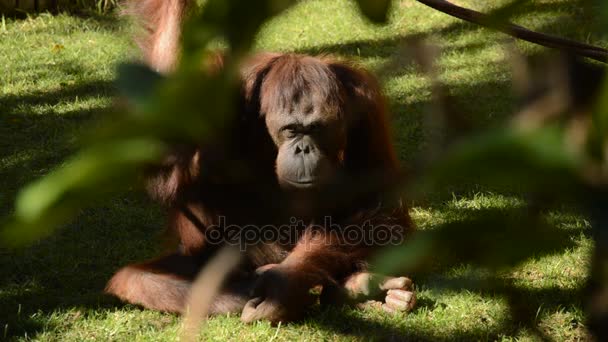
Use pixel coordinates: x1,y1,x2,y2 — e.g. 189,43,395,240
259,55,349,190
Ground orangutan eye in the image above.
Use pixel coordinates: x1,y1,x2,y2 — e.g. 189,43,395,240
281,124,298,132
308,123,321,132
281,124,300,138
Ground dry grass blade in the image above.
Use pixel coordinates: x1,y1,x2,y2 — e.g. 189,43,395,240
180,247,241,342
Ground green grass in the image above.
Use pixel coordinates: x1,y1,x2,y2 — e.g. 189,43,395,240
0,0,604,340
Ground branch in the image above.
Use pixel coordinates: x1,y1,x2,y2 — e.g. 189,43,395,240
416,0,608,63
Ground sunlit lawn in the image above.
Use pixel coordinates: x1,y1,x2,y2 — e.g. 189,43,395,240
0,0,604,340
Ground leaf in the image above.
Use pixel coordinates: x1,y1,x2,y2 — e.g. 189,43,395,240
116,63,165,109
16,139,165,222
1,139,166,247
415,125,582,196
372,208,573,276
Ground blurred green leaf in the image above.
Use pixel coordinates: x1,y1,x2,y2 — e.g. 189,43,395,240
589,79,608,162
116,63,164,110
373,208,572,276
376,123,584,277
90,67,236,147
416,125,582,195
15,139,165,222
185,0,296,56
1,139,166,247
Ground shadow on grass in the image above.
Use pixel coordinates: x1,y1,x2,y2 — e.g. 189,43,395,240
1,79,114,116
68,10,124,32
310,311,513,341
0,73,139,336
0,73,143,338
0,200,587,339
309,288,583,341
295,0,605,66
296,34,490,61
418,0,601,42
0,194,164,339
0,8,122,32
0,78,116,212
0,78,114,150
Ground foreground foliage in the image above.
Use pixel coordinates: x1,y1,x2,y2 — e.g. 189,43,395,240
1,0,607,340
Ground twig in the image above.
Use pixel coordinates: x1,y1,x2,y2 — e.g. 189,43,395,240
416,0,608,63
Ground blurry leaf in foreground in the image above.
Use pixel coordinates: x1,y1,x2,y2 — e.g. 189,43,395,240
414,125,582,196
354,0,391,23
188,0,296,54
585,190,608,340
385,122,584,279
372,208,573,277
1,139,166,247
116,63,165,110
588,78,608,163
92,64,237,147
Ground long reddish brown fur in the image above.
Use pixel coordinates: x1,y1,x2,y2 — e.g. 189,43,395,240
123,0,191,73
107,0,413,321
